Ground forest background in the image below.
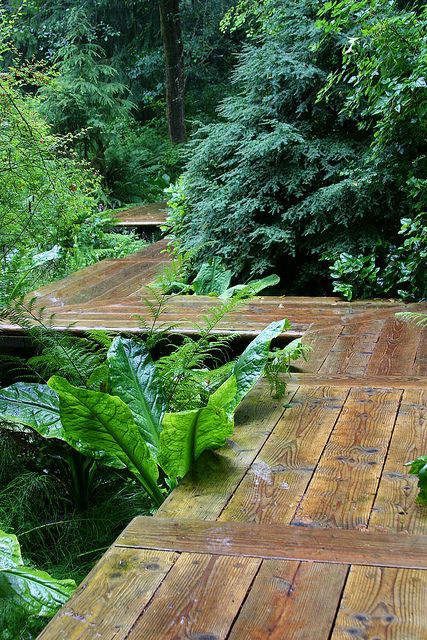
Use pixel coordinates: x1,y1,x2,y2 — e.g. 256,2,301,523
1,0,426,305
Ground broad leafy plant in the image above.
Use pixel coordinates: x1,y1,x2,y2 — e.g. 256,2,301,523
0,319,295,506
0,530,75,617
406,457,427,505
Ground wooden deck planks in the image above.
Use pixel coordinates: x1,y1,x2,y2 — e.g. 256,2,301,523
37,546,179,640
331,565,427,640
116,517,427,570
227,560,349,640
369,389,427,534
25,235,427,639
366,318,421,376
292,388,403,529
218,386,348,524
124,553,261,640
113,201,167,228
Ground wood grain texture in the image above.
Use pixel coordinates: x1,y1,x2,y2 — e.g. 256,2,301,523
319,333,380,376
331,565,427,640
289,373,427,389
125,552,261,640
293,388,402,529
228,560,348,640
414,329,427,375
116,517,427,570
114,201,167,227
369,389,427,534
218,386,348,524
367,319,421,376
38,547,178,640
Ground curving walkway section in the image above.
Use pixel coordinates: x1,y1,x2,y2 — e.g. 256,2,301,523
7,236,426,639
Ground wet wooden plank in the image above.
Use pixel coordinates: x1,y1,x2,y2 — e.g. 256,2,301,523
367,318,421,376
117,517,427,570
157,382,296,520
218,386,348,524
124,552,261,640
369,389,427,534
319,334,380,376
294,325,344,373
114,201,168,227
331,565,427,640
414,329,427,375
228,560,348,640
38,546,178,640
293,388,402,529
289,373,427,390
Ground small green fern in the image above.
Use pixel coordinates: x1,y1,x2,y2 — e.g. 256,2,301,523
395,312,427,328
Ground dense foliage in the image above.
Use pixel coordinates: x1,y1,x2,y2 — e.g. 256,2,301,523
0,10,147,304
170,0,426,297
0,294,306,635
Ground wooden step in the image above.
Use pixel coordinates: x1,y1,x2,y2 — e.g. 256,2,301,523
117,516,427,570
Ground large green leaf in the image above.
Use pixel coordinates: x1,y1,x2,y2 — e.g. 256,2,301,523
0,530,75,617
193,260,232,295
47,376,164,506
0,531,22,570
220,274,280,299
0,383,64,439
158,375,237,478
107,337,167,454
229,319,289,413
0,566,76,617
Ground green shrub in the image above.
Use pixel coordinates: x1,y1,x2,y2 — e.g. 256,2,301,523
172,0,403,290
104,121,182,206
325,213,427,301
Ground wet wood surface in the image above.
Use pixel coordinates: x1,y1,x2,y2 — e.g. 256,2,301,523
113,201,168,227
116,516,427,570
25,236,427,639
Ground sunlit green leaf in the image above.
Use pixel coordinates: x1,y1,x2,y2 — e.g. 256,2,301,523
159,375,237,478
0,383,64,439
107,337,167,454
47,376,163,505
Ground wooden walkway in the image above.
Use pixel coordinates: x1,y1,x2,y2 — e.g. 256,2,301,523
2,239,422,341
113,201,168,228
5,237,425,638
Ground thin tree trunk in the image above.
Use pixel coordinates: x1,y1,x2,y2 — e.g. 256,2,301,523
159,0,186,143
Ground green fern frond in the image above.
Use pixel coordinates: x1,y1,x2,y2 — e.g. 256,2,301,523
395,312,427,328
265,338,312,399
85,330,115,350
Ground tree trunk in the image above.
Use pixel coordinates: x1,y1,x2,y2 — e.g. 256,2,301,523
159,0,186,143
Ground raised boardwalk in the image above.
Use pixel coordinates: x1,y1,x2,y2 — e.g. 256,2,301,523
113,201,168,228
7,240,426,639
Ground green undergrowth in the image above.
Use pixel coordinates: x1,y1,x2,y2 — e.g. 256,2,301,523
0,428,153,639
